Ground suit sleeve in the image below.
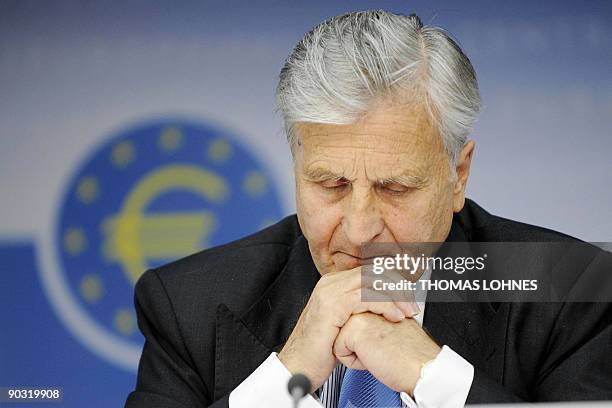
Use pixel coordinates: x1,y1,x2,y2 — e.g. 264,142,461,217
534,301,612,401
467,301,612,403
125,269,227,408
533,247,612,400
467,369,525,404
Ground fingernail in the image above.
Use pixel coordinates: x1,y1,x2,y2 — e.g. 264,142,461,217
394,309,405,321
407,302,420,317
398,302,419,317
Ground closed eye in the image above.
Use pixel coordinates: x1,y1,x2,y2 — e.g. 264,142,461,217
320,177,350,189
377,182,412,195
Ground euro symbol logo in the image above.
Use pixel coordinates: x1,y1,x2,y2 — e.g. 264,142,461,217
102,164,228,284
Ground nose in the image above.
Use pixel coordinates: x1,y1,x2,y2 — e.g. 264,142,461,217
341,185,384,246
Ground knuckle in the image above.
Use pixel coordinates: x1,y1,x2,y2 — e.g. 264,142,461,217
348,290,361,304
350,312,368,328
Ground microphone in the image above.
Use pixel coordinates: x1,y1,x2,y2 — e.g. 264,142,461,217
287,373,312,408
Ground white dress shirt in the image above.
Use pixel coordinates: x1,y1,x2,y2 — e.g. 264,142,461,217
229,269,474,407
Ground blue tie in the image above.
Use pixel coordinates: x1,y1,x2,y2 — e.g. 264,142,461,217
338,368,402,408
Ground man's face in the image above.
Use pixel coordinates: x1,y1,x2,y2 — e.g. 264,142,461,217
293,102,473,276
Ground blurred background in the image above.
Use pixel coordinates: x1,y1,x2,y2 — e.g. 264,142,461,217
0,0,610,406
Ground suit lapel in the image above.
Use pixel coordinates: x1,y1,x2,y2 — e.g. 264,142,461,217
213,235,319,399
423,301,507,377
423,218,509,386
214,303,272,400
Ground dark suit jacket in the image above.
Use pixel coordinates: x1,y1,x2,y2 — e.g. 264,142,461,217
125,199,612,407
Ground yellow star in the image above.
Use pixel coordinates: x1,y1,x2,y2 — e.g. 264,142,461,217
114,308,136,336
243,170,268,198
64,227,87,256
111,140,136,168
207,138,233,163
158,127,183,152
80,274,104,304
76,176,99,204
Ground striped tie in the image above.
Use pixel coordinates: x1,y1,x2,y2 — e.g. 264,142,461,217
338,368,402,408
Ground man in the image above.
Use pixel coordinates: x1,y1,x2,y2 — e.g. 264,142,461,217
125,10,612,408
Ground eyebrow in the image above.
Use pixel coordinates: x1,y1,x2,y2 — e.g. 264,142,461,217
302,166,345,182
378,174,428,188
302,165,427,187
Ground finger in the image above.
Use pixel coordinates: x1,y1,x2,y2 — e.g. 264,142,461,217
314,267,364,328
333,319,355,358
351,300,405,323
396,300,420,317
362,268,421,316
350,287,419,320
361,287,420,320
330,266,418,308
339,287,404,323
319,266,364,294
326,267,418,328
336,353,366,370
333,318,368,370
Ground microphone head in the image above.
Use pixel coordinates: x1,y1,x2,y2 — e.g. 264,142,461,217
287,373,312,399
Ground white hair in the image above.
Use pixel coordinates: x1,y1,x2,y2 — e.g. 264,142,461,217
276,10,481,167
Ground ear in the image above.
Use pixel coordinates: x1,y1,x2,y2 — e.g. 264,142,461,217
452,140,476,213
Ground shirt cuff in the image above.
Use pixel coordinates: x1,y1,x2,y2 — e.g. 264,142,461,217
401,345,473,408
229,352,323,408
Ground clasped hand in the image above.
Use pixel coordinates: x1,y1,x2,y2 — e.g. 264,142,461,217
278,267,441,396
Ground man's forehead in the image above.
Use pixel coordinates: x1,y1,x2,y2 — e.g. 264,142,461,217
300,140,431,181
295,124,442,159
300,129,422,152
302,158,428,182
294,103,440,153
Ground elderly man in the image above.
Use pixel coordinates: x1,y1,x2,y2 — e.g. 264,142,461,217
125,10,612,408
